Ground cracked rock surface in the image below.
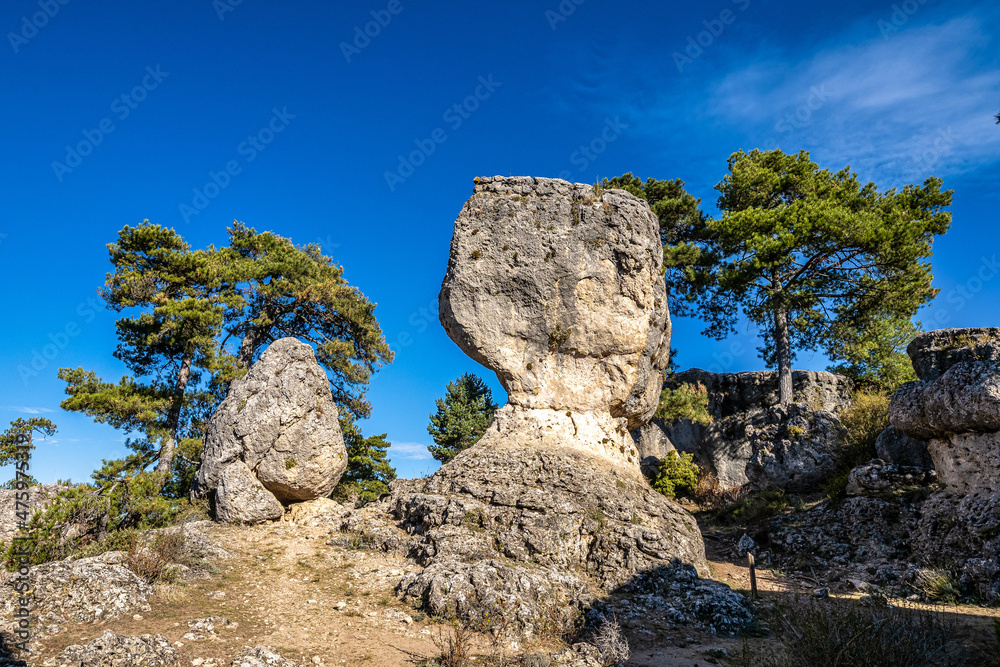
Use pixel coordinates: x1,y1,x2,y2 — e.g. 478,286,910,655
193,337,347,521
324,176,742,636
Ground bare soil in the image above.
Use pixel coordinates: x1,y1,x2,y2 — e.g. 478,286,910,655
26,513,1000,666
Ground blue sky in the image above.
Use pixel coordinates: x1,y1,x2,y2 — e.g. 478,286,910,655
2,0,998,483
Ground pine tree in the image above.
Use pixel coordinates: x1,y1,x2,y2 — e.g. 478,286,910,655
611,150,952,406
336,414,396,502
216,222,393,419
427,374,498,464
0,418,56,468
58,222,229,490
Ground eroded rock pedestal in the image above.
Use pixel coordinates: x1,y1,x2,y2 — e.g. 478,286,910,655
359,176,747,635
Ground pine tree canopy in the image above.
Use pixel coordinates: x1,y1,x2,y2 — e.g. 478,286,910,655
426,373,499,464
609,149,952,404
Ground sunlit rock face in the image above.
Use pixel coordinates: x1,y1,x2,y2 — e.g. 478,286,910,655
439,175,671,470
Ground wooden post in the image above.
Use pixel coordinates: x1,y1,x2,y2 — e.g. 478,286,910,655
747,552,758,600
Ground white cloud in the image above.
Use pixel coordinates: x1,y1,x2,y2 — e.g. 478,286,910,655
388,441,433,460
8,406,55,414
702,10,1000,186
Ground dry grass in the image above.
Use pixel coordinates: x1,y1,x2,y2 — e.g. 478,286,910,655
735,594,970,667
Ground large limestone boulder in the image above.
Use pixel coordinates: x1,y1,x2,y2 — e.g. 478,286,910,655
634,369,852,490
192,337,347,522
440,175,671,464
889,327,1000,600
348,176,737,636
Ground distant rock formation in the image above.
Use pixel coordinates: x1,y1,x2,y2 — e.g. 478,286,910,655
889,327,1000,598
634,369,852,490
364,176,746,635
192,337,347,523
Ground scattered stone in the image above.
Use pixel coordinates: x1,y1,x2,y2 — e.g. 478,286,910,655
813,588,829,598
51,630,176,667
187,617,238,634
230,646,303,667
0,551,152,631
735,533,757,557
193,337,348,520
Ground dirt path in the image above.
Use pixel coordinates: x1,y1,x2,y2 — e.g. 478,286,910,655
27,515,1000,666
35,521,449,666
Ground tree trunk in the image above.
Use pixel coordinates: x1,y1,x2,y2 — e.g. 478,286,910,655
774,306,793,406
156,352,193,485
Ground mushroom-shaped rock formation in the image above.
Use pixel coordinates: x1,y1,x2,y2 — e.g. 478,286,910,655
355,177,741,636
192,337,347,523
439,175,671,469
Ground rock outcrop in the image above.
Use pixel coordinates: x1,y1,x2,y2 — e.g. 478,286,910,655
873,426,932,469
634,369,852,490
193,337,347,522
888,327,1000,599
331,176,744,635
1,551,152,638
50,631,177,667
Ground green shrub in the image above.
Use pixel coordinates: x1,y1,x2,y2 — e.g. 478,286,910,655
655,382,712,425
711,489,789,527
652,451,700,498
825,391,890,498
2,472,192,567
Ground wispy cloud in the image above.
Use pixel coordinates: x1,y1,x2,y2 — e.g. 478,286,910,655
8,406,55,414
389,441,433,460
704,10,1000,185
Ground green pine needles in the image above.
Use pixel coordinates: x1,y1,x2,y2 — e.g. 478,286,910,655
427,373,499,464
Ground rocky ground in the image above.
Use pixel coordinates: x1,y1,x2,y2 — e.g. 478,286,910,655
4,502,999,666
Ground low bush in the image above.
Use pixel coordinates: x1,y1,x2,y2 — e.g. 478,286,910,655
824,391,890,499
711,489,789,528
124,529,188,584
736,595,969,667
1,472,197,567
651,451,699,498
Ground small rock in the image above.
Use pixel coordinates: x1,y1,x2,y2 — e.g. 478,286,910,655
133,614,144,620
334,602,347,610
814,588,829,598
